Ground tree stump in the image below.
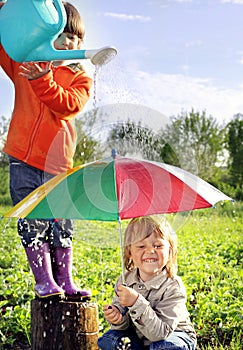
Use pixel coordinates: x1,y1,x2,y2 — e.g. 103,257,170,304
31,299,99,350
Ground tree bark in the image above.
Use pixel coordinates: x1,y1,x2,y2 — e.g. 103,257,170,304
31,299,99,350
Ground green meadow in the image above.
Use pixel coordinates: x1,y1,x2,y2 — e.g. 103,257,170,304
0,202,242,349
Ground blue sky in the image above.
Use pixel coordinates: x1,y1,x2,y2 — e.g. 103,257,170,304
1,0,243,130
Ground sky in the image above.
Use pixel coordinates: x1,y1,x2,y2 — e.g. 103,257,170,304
1,0,243,132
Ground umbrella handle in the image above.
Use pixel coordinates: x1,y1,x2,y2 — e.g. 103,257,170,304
121,306,128,316
114,283,129,316
121,283,128,316
108,304,128,317
118,219,126,284
118,220,128,316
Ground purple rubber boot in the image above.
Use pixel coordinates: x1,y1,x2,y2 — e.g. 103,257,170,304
52,246,92,301
25,243,65,299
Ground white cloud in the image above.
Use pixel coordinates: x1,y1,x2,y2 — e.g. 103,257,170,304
181,65,190,72
237,51,243,64
132,71,243,123
170,0,193,2
91,63,243,130
104,12,151,23
185,39,203,48
220,0,243,4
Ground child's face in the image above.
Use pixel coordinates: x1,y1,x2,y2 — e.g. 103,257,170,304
54,32,81,51
129,231,170,282
53,32,81,66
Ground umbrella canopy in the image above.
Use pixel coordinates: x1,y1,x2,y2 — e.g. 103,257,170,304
3,154,232,221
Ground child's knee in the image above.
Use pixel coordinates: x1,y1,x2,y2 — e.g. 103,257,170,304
98,330,125,350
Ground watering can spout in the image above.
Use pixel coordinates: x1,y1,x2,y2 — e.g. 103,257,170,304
24,46,118,66
0,0,117,66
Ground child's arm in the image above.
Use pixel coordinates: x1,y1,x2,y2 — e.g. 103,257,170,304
117,282,189,342
21,64,92,119
103,279,131,330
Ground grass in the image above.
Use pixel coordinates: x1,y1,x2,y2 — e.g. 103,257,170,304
0,201,242,349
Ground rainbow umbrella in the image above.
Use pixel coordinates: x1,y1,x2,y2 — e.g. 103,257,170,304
3,153,232,221
3,152,232,282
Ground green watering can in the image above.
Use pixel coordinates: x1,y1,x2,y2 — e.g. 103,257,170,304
0,0,117,65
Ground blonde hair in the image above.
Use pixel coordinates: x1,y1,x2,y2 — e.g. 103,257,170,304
124,216,178,278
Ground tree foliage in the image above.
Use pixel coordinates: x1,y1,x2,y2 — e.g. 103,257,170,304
225,114,243,194
74,111,103,166
0,115,11,204
106,119,162,161
159,109,224,180
106,110,225,182
0,115,10,166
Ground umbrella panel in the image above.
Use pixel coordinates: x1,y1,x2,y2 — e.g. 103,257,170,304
24,161,119,220
116,158,214,219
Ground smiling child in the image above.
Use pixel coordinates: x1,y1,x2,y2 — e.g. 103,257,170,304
98,215,197,350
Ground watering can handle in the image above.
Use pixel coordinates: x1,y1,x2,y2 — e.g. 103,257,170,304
53,0,67,29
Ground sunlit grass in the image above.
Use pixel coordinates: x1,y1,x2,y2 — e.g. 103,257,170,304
0,202,242,349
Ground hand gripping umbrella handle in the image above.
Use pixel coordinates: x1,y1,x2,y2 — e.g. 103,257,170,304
114,283,129,316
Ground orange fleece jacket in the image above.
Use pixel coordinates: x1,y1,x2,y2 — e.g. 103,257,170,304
0,45,92,174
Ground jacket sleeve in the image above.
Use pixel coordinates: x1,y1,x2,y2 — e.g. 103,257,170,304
29,69,92,120
127,281,188,341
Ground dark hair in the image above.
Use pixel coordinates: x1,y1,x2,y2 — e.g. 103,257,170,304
62,2,85,41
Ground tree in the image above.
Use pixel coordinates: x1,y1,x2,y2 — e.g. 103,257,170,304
73,109,104,166
0,115,11,204
226,114,243,191
106,119,162,161
0,115,10,166
158,109,224,180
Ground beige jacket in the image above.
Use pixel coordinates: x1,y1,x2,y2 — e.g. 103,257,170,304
111,268,196,346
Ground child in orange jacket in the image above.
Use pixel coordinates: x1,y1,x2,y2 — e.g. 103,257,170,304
0,1,92,300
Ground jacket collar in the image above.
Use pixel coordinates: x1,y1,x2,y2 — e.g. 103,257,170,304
125,267,168,291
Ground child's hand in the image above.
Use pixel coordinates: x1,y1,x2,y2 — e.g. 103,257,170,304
103,305,122,325
19,62,51,80
117,284,139,307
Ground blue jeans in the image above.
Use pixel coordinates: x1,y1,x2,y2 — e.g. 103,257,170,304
9,156,73,248
98,329,196,350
